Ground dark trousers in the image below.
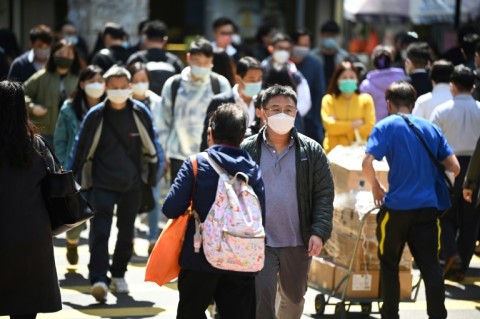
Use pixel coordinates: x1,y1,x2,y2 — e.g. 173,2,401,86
10,315,36,319
440,156,480,273
169,158,185,185
377,207,446,319
88,187,141,284
176,269,256,319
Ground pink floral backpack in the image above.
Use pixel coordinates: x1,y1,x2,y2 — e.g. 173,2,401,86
193,152,265,272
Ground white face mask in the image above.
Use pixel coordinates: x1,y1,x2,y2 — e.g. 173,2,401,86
107,89,131,104
84,82,105,99
267,112,295,134
131,82,149,96
273,50,290,64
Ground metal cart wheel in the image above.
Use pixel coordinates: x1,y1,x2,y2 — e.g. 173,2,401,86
360,302,372,316
334,302,347,319
314,293,326,315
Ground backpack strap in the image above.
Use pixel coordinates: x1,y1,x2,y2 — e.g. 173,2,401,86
210,73,220,95
170,74,182,119
199,152,249,183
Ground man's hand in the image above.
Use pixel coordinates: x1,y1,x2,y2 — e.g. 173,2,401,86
308,235,324,257
372,184,386,206
463,189,473,203
32,105,48,117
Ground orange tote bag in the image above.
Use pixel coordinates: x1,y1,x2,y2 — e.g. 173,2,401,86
145,155,198,286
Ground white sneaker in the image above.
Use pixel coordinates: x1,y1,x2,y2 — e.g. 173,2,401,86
110,277,129,293
91,282,108,302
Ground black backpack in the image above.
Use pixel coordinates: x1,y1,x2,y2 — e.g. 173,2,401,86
138,54,178,95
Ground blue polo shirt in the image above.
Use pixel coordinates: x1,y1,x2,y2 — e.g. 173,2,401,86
366,114,453,211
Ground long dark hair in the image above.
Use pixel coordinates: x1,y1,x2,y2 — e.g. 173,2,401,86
0,81,37,168
71,65,104,122
46,39,81,76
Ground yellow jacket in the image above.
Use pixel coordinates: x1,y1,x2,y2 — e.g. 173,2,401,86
321,93,376,153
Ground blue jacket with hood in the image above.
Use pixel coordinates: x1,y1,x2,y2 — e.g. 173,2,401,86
162,144,265,275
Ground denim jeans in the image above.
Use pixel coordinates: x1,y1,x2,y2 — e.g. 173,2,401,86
88,187,141,284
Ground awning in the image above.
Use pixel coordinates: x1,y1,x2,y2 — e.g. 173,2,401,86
344,0,480,25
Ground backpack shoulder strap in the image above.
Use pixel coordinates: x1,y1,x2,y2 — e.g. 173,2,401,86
170,74,182,117
210,73,221,95
199,152,224,176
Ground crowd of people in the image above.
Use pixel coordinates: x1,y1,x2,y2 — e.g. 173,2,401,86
0,15,480,319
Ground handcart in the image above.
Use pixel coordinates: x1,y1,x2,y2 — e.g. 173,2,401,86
310,207,423,318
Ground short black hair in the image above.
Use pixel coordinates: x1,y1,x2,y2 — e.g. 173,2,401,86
291,28,311,44
320,20,340,34
429,60,454,84
253,90,265,109
209,103,247,146
261,84,297,108
406,42,431,67
212,17,235,31
127,62,151,81
450,64,475,91
236,56,262,78
142,20,168,41
102,22,126,40
29,24,53,44
385,81,416,110
188,37,213,57
269,32,292,46
476,41,480,54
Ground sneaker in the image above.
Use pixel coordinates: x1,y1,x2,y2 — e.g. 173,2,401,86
91,282,108,302
66,241,79,265
110,277,129,293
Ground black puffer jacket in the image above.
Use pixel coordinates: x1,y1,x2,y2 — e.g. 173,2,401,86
241,127,334,246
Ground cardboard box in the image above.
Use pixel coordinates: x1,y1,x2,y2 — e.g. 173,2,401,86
328,145,389,194
399,271,413,300
333,266,380,298
308,257,336,291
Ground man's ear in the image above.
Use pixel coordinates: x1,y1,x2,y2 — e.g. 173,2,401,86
186,52,190,64
268,45,274,54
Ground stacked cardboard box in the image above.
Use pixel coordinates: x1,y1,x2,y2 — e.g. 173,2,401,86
307,146,413,299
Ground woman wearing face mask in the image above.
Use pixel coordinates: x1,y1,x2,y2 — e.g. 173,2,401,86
321,61,376,153
24,39,80,147
127,62,163,255
53,65,105,265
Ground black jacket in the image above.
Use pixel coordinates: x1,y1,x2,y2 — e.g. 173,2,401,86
241,127,334,246
407,72,433,98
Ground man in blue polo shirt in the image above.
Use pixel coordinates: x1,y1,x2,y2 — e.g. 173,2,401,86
362,81,460,319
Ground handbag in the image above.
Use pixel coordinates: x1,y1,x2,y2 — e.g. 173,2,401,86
399,114,455,210
103,115,155,213
145,155,198,286
39,136,95,236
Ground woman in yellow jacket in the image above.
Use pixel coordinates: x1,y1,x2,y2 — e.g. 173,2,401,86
321,61,376,153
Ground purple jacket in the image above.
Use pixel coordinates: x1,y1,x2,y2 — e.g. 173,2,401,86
360,68,406,122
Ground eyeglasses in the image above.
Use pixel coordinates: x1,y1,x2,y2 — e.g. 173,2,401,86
264,106,297,116
219,31,234,36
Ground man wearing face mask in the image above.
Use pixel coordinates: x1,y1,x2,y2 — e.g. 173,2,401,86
7,24,53,82
312,20,349,86
291,28,327,144
158,37,231,182
241,85,334,319
91,22,131,72
200,56,263,151
67,65,164,303
261,32,312,125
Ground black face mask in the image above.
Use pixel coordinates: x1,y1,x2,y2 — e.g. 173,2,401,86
54,56,73,69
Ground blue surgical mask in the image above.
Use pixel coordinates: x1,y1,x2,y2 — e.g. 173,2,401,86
243,81,262,97
121,41,130,49
322,38,338,50
65,35,79,46
338,79,358,94
190,65,212,79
